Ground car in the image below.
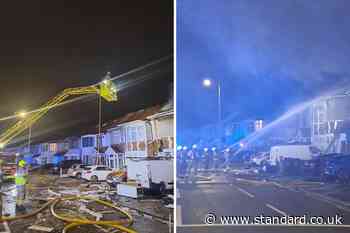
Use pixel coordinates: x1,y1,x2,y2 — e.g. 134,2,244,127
251,152,269,166
106,170,127,187
67,164,89,179
2,162,16,177
81,165,113,182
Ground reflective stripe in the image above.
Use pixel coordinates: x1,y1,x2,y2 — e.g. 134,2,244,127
18,160,26,167
15,176,26,185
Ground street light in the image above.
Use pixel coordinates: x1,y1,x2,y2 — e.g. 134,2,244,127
18,111,27,118
17,110,31,153
203,79,212,87
202,77,222,126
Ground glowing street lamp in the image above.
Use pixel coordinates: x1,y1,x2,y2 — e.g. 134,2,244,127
17,110,32,153
202,78,222,124
18,111,27,118
203,79,212,87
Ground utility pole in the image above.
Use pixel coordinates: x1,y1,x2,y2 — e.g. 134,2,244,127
217,78,222,123
28,126,31,153
217,78,222,138
203,77,223,137
96,71,111,165
96,92,102,165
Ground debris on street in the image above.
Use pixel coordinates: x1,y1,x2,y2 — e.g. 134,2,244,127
0,170,173,233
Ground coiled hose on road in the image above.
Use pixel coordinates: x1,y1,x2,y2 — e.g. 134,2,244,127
0,196,137,233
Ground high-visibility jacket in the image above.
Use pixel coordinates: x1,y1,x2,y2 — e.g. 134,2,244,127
15,167,27,185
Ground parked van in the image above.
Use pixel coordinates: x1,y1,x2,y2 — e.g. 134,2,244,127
127,158,173,193
270,145,314,165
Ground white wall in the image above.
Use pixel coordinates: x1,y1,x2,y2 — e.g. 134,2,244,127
156,117,173,138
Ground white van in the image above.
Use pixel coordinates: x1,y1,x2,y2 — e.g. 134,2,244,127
270,145,314,165
127,158,173,192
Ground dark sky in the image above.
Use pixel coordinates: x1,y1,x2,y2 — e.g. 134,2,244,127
177,0,350,132
0,1,173,146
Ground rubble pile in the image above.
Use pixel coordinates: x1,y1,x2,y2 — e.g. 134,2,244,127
1,172,172,233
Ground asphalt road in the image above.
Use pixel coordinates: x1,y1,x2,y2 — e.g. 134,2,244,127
177,174,350,233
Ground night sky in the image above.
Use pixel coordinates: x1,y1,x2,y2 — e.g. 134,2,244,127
0,1,173,146
177,0,350,132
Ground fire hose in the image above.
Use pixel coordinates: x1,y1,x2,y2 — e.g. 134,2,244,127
0,196,137,233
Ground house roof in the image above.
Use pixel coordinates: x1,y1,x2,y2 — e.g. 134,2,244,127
102,105,162,130
147,109,173,120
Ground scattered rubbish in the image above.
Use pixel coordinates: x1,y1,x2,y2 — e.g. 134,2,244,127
1,222,11,233
28,225,54,232
0,171,173,233
1,185,16,217
117,183,143,198
78,204,103,221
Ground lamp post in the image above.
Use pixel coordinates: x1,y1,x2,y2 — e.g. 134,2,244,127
202,78,222,124
18,111,31,153
96,72,111,165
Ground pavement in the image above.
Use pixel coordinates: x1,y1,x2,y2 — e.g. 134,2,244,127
177,172,350,233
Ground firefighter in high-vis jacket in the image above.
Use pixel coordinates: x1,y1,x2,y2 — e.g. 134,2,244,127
15,159,27,207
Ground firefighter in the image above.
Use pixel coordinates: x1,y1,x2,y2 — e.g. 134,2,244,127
15,159,27,208
212,147,219,171
186,146,195,176
192,144,200,175
223,148,231,171
176,146,183,176
203,148,210,171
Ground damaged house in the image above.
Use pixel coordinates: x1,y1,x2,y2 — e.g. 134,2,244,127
102,103,174,170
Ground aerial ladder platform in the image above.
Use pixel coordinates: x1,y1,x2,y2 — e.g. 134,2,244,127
0,77,117,148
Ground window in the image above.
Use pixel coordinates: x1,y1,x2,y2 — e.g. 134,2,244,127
113,130,120,144
137,126,145,140
82,137,94,147
49,143,57,152
127,127,137,142
96,166,112,171
119,157,124,169
121,129,126,143
112,130,123,144
42,144,49,152
146,123,153,141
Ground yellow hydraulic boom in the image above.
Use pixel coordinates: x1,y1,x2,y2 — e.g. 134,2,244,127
0,79,117,148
